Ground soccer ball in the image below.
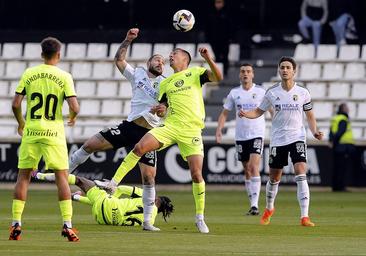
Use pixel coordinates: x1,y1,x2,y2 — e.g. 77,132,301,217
172,10,195,32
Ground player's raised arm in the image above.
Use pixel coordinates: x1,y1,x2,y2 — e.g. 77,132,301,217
198,47,223,82
114,28,139,73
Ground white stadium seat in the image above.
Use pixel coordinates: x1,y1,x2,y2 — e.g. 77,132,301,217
23,43,41,59
338,45,360,60
294,44,315,60
305,82,327,99
82,126,104,138
322,63,344,80
352,127,363,140
298,63,321,80
347,102,357,118
350,83,366,100
130,43,152,60
2,43,23,58
153,43,174,57
71,62,92,79
119,81,132,98
361,45,366,60
79,100,100,116
0,81,8,96
92,62,113,79
66,43,87,59
76,81,96,97
328,82,350,99
0,60,5,76
312,102,333,119
0,126,16,137
163,63,174,77
0,99,12,115
97,81,118,97
57,62,70,72
356,103,366,120
5,61,26,78
344,63,365,80
228,43,240,62
316,45,337,60
101,100,123,116
87,43,108,58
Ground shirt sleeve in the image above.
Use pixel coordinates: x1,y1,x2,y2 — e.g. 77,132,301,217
223,91,234,111
64,73,76,97
259,93,272,111
303,89,312,111
122,63,135,82
15,72,27,95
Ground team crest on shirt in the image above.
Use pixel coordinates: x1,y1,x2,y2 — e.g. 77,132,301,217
252,93,257,99
275,104,281,111
293,94,298,101
185,72,192,77
174,79,184,87
153,82,159,88
192,137,201,145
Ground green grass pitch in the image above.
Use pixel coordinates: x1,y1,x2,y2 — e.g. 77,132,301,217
0,187,365,256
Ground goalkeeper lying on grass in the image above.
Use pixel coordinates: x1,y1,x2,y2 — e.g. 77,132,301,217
35,172,174,227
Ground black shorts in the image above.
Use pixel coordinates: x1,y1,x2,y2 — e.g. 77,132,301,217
268,141,307,169
99,120,156,167
235,137,264,162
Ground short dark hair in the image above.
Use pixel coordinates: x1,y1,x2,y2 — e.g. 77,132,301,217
240,63,253,69
157,196,174,222
278,56,297,70
174,48,191,65
41,37,61,59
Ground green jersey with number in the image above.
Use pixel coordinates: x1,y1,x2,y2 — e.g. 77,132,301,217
159,66,210,129
15,64,76,145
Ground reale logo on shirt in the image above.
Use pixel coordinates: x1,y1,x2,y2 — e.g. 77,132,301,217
174,79,184,87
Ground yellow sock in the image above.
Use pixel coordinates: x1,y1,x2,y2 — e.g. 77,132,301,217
112,151,141,184
192,181,206,215
12,199,25,224
68,174,76,185
59,200,73,223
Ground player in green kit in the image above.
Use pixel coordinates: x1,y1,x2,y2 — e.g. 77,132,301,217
96,47,223,233
34,173,174,226
9,37,80,241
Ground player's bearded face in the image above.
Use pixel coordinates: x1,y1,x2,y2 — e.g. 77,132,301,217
148,56,164,76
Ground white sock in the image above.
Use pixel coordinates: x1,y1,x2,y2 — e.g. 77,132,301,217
196,213,204,222
12,220,21,226
295,174,310,218
244,179,252,206
69,147,90,172
142,184,156,225
64,221,72,228
250,176,261,208
266,180,279,210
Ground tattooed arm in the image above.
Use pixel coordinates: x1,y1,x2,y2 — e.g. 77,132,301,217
114,28,139,73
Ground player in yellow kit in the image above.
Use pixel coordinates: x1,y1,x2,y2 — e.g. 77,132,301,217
10,37,80,241
96,47,223,233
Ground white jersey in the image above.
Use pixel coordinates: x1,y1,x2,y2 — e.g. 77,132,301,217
259,82,312,147
123,64,164,127
223,83,266,141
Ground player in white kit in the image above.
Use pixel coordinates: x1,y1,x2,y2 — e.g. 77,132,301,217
239,57,323,226
216,64,269,216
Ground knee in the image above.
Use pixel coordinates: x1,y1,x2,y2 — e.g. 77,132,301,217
133,143,147,157
191,169,203,183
